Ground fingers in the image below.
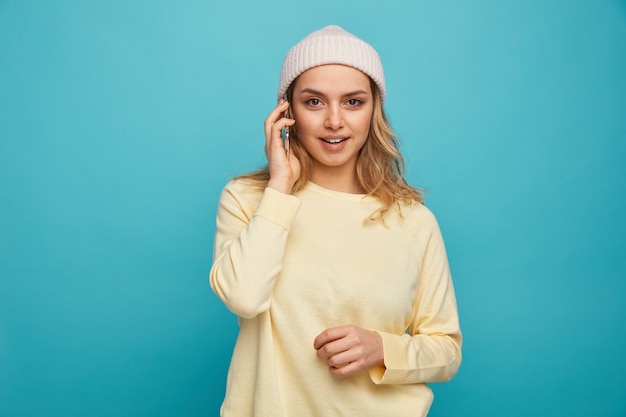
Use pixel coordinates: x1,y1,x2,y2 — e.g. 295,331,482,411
263,100,300,194
314,325,384,377
313,325,350,351
328,360,364,377
264,99,294,148
324,346,362,369
314,326,360,362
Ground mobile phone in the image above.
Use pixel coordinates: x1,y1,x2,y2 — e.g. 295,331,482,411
281,97,290,159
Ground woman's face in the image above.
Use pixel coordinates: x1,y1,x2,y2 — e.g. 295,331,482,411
291,64,374,183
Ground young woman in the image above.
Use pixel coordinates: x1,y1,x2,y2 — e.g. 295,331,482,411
210,25,462,417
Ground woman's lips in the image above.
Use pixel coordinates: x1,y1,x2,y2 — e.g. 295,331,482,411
321,137,348,144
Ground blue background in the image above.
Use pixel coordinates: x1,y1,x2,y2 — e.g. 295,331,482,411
1,1,625,416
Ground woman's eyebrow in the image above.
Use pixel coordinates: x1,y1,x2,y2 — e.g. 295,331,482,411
297,88,370,97
342,89,369,97
297,88,325,96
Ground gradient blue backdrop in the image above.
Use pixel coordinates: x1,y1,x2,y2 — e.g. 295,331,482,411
1,1,625,416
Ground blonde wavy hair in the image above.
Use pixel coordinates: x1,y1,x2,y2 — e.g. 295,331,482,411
237,79,423,221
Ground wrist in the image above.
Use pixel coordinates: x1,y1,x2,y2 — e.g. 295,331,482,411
267,178,293,194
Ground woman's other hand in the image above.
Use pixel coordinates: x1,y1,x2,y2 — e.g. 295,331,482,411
314,325,384,377
264,99,300,194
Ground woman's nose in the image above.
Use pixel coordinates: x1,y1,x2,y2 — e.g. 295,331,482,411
324,105,344,130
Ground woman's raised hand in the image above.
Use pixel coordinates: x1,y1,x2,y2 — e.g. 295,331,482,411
264,99,300,194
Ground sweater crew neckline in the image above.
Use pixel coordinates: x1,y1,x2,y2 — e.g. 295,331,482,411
303,181,377,203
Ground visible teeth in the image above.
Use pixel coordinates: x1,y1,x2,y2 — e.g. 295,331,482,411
324,138,345,144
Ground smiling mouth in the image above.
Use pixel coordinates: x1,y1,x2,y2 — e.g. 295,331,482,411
321,137,348,144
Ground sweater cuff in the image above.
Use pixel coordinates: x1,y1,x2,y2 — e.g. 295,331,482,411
254,187,301,231
369,331,410,385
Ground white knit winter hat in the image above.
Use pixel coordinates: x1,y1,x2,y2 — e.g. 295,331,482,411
277,25,386,102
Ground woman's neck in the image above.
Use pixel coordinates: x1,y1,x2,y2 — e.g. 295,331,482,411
310,165,365,194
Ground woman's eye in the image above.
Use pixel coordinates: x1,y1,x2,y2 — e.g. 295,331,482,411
305,98,321,106
347,99,363,106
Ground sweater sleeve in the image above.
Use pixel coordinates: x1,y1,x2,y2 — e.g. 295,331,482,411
209,182,301,319
369,209,462,385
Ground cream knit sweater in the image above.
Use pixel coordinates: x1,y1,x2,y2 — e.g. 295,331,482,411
210,179,462,417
